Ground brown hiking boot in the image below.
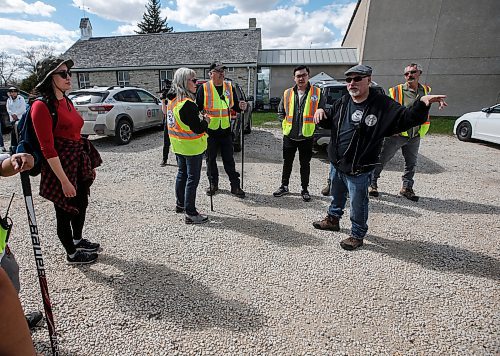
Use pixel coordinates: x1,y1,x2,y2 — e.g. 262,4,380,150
321,180,331,196
340,236,364,251
368,185,379,197
400,187,419,202
312,215,340,231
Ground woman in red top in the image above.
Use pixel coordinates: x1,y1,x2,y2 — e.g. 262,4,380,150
32,57,102,265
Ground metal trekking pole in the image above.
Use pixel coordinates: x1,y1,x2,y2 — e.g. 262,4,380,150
206,147,214,212
20,172,59,356
240,107,245,189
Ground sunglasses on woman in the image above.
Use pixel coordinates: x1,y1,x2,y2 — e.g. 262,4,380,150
53,70,72,79
345,75,368,83
190,78,198,83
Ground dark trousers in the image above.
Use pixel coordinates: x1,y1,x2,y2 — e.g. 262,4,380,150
54,187,89,255
281,136,313,190
162,120,170,161
175,153,203,216
10,122,18,149
206,134,240,188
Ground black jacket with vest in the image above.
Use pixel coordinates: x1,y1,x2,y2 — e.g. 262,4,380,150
319,88,430,175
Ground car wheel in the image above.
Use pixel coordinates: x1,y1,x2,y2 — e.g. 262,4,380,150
244,114,252,134
115,119,133,145
456,121,472,141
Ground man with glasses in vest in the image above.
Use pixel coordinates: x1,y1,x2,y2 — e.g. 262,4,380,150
313,64,446,251
369,63,431,201
273,65,325,202
196,62,247,199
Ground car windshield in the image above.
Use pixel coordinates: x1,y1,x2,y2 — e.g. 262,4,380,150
70,92,108,105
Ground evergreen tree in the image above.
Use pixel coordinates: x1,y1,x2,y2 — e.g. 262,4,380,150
136,0,173,34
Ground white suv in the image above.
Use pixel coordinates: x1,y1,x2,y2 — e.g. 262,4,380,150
69,86,163,144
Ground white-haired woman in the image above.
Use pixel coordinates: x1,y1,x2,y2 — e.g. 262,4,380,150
166,68,210,224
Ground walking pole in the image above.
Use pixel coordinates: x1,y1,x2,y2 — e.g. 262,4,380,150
20,171,59,356
206,147,214,212
240,108,245,189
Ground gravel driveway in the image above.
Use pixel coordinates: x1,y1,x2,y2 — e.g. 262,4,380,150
2,127,499,355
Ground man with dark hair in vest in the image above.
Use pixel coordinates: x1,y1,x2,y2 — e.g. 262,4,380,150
369,63,431,201
273,65,325,202
196,62,247,199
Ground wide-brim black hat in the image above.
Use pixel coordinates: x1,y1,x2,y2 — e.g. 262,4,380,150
35,56,74,89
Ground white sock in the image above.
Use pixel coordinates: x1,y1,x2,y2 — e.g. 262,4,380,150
68,252,77,258
73,239,82,246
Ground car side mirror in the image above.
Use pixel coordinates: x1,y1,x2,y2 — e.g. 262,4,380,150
481,107,491,113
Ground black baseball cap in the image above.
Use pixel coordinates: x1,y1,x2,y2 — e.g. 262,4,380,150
209,61,226,71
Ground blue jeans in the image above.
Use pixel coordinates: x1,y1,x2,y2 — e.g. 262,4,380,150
371,135,421,189
175,153,203,216
327,163,371,239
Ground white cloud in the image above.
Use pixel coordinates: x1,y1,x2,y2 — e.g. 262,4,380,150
72,0,147,22
114,23,138,35
0,34,71,55
0,18,78,43
0,0,56,17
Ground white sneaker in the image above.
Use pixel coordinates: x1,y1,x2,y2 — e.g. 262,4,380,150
0,147,7,153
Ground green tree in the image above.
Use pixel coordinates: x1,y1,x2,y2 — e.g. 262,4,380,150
19,73,38,93
136,0,173,34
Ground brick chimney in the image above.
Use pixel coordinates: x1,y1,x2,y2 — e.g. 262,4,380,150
80,18,92,40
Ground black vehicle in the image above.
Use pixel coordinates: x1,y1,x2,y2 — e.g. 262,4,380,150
313,80,386,148
196,79,252,152
0,87,30,133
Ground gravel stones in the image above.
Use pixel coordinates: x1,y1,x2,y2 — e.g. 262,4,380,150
1,128,498,355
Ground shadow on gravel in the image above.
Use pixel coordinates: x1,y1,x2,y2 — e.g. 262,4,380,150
205,213,324,247
368,198,422,217
380,193,500,215
82,255,264,331
365,235,500,281
90,127,163,153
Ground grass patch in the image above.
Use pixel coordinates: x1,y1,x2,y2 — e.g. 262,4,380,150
253,111,280,127
252,111,458,135
428,116,457,135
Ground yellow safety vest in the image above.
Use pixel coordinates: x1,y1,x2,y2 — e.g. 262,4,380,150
388,83,431,137
167,98,207,156
202,80,234,130
282,85,321,137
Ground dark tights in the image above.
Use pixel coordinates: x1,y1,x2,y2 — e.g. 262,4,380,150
54,187,88,255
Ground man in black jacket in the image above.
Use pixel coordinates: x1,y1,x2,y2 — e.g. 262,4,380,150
312,64,447,251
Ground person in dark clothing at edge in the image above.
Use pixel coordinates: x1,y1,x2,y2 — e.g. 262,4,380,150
312,64,447,251
196,62,247,199
160,79,173,166
273,65,325,202
167,68,210,224
31,57,102,264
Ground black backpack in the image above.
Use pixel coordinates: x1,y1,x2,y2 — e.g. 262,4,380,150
16,99,58,176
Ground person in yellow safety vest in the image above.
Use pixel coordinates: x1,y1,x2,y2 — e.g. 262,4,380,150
196,61,247,199
0,152,45,330
273,65,325,202
166,68,210,224
369,63,432,202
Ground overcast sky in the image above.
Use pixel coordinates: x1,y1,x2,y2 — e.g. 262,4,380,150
0,0,357,56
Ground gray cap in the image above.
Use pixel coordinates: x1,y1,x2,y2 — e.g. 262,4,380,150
35,56,74,89
345,64,373,76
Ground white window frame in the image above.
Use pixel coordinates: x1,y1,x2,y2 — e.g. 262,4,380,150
226,67,235,73
117,71,130,86
159,69,173,89
78,72,90,89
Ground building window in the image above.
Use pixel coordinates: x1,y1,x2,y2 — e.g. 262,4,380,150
117,71,130,86
78,72,90,88
227,67,235,73
159,69,173,90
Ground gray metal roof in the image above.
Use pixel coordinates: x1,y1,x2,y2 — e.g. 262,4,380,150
64,28,261,70
258,48,358,65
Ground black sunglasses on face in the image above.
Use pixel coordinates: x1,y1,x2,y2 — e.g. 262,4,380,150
404,70,418,76
53,70,72,79
345,75,367,83
190,78,198,83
